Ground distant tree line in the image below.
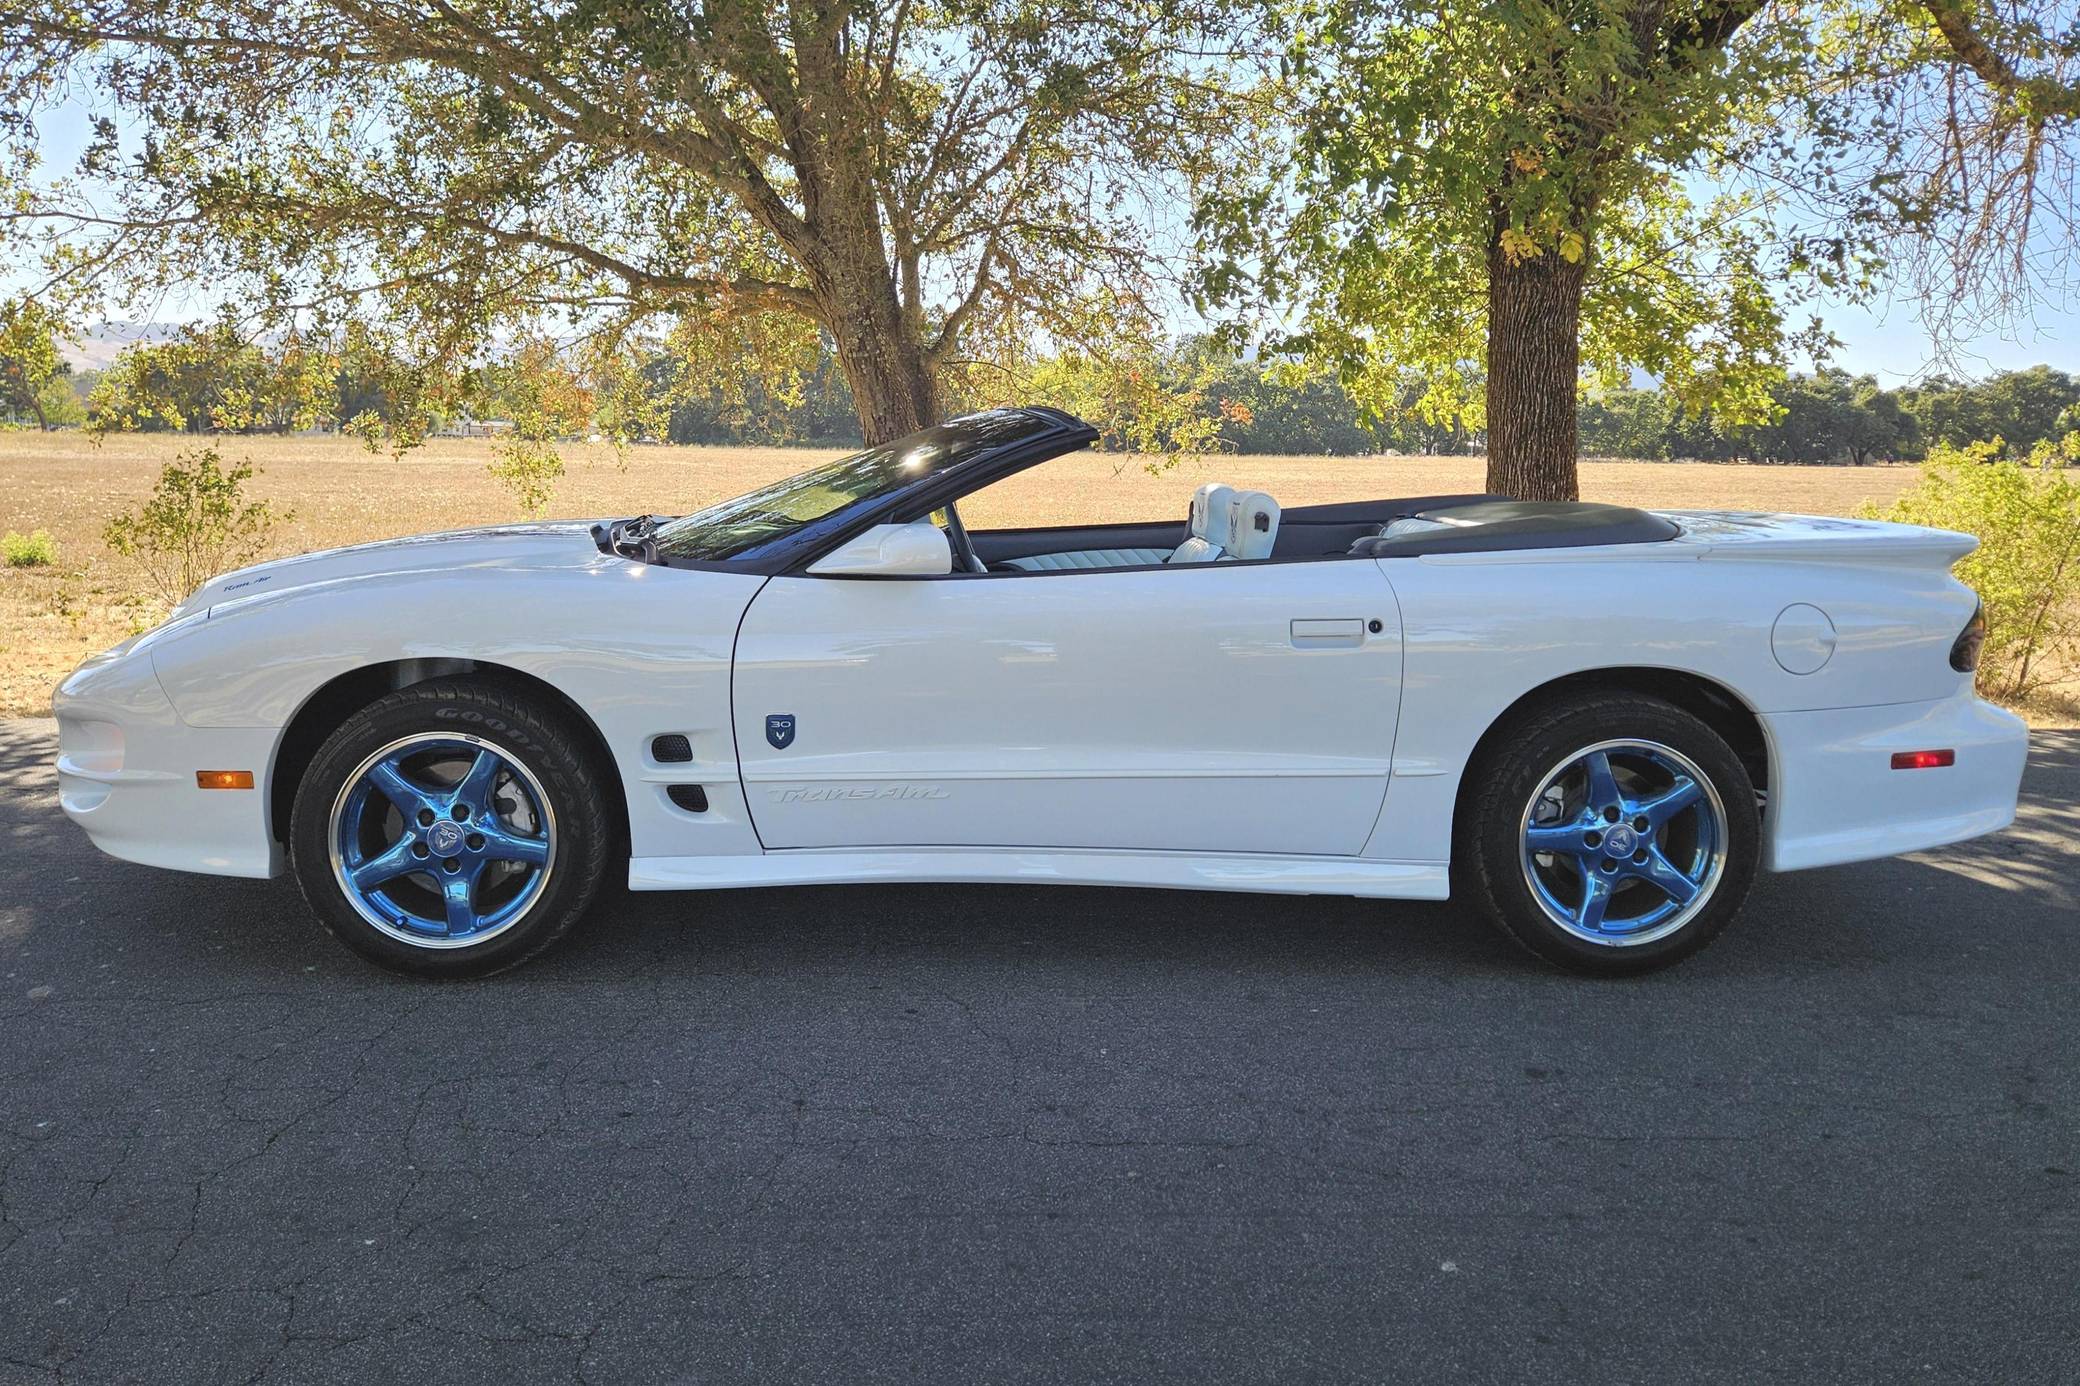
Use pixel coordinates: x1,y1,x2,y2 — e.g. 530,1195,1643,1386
1579,366,2080,464
22,320,2080,465
701,346,2073,463
47,325,1481,456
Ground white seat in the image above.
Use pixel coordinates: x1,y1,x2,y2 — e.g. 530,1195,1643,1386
1003,546,1171,572
1225,490,1281,560
1169,483,1236,564
998,485,1278,572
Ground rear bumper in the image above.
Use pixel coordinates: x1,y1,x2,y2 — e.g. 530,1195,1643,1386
1761,695,2028,873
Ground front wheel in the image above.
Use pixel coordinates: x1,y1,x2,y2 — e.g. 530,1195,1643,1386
1459,692,1759,975
288,679,613,978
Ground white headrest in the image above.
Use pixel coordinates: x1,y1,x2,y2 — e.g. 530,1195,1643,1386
1226,490,1281,560
1187,483,1237,545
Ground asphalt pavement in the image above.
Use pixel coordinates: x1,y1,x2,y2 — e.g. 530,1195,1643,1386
1,718,2076,1384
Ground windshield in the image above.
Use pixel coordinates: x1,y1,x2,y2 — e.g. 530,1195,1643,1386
651,411,1056,562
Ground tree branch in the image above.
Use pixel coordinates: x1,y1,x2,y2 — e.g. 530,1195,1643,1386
1918,0,2080,124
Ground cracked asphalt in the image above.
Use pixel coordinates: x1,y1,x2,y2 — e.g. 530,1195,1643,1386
2,718,2076,1384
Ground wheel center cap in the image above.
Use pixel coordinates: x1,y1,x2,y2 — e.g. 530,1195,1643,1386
427,820,465,855
1603,823,1638,857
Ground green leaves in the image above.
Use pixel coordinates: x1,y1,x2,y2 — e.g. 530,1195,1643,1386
2,529,58,568
1202,0,1827,448
102,446,291,603
0,299,67,427
1875,443,2080,700
1191,0,2080,495
85,320,335,436
2,0,1261,447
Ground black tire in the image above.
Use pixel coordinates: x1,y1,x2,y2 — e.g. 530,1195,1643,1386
288,678,613,978
1458,691,1759,976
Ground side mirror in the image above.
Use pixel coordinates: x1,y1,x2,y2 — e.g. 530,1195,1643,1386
807,520,952,577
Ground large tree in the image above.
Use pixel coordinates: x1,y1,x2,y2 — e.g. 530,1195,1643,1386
1,0,1248,445
1202,0,2080,499
0,299,68,429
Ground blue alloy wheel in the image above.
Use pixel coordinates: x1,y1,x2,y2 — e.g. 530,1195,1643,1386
327,733,557,948
1517,738,1728,947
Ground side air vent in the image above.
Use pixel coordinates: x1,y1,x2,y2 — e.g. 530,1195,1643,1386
652,734,693,763
666,785,709,813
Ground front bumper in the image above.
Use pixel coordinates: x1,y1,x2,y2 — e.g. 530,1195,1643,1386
1761,694,2028,873
52,648,282,879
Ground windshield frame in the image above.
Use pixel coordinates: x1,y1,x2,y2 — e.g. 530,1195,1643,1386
640,407,1098,575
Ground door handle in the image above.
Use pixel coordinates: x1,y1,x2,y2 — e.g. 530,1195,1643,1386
1290,617,1367,649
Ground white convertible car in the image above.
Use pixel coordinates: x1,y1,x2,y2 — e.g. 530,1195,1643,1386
55,407,2028,977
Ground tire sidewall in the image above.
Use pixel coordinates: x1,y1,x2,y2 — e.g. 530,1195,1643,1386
288,681,611,978
1467,695,1759,975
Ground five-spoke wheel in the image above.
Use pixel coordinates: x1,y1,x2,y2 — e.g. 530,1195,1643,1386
330,734,557,947
1518,740,1727,947
291,679,611,977
1462,691,1758,975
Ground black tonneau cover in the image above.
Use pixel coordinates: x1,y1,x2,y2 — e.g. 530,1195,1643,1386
1350,500,1680,557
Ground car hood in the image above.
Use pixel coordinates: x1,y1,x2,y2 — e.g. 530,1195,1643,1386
175,520,612,616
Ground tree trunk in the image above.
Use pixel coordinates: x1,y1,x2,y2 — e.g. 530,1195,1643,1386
824,274,941,446
1484,238,1590,501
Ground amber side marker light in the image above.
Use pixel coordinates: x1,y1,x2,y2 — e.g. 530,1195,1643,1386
195,770,255,790
1890,750,1955,771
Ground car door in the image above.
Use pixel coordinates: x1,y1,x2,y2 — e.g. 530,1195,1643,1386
729,559,1403,855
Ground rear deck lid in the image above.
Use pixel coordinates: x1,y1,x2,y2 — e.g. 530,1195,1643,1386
1661,511,1977,567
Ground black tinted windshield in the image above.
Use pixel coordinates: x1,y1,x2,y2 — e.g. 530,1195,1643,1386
651,411,1057,562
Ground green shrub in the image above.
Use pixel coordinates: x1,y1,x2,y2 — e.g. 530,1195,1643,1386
103,447,290,603
1874,441,2080,699
3,529,58,567
2027,431,2079,470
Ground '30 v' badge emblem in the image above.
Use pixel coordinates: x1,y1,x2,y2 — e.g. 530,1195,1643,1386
765,714,796,750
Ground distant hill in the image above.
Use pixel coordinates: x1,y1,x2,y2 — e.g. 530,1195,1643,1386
59,321,183,372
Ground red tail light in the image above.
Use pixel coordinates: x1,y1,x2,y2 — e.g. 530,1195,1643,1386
1890,750,1955,770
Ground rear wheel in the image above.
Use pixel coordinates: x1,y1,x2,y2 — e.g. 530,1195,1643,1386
288,679,612,978
1460,692,1759,975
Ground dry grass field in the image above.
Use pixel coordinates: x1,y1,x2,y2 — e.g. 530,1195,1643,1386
1,429,2060,722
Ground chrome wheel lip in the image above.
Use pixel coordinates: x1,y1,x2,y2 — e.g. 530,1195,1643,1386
1517,737,1728,949
327,732,558,951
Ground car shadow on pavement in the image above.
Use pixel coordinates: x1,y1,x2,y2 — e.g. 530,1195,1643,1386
0,717,67,857
1901,725,2077,910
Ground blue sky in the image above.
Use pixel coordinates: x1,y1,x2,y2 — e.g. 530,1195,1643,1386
1815,298,2077,382
21,98,2077,385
